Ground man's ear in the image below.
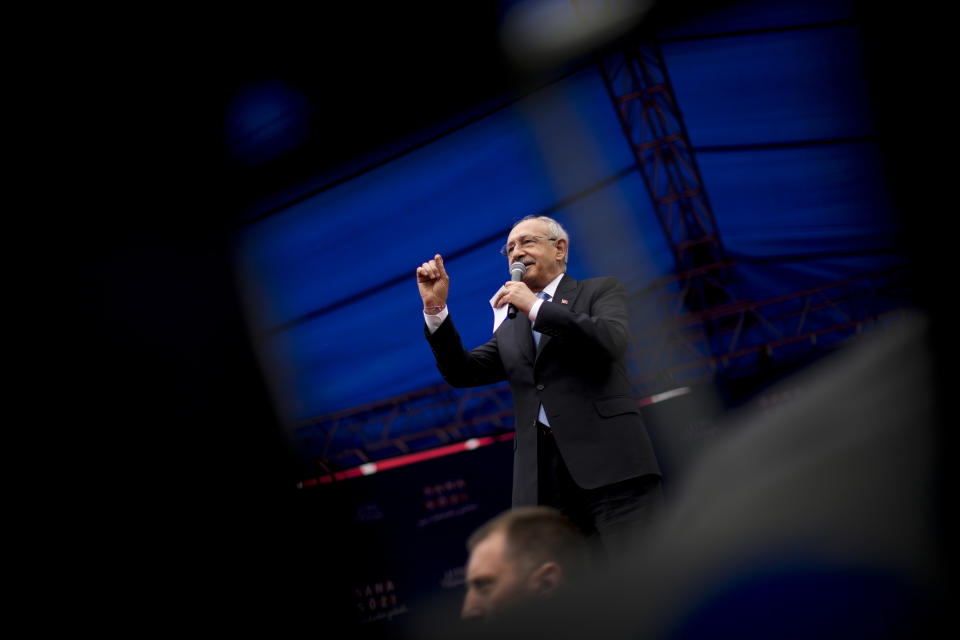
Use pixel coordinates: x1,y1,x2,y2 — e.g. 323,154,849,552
529,561,563,597
554,237,567,264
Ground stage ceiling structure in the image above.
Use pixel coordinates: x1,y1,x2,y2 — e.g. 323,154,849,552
220,0,918,481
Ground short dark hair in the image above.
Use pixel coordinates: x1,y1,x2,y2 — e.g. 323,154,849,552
466,506,588,581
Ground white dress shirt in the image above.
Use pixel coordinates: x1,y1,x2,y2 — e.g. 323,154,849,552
424,272,565,334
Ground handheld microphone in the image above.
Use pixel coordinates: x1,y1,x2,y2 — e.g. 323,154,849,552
508,262,526,319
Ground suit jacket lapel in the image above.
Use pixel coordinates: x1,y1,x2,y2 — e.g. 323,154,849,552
535,274,579,360
512,307,536,363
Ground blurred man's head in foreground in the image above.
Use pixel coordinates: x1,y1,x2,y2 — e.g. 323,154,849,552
461,506,587,621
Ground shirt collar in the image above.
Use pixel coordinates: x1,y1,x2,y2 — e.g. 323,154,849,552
540,272,565,299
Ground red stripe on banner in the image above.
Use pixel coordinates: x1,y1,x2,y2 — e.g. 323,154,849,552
636,386,691,406
298,435,508,487
374,437,496,471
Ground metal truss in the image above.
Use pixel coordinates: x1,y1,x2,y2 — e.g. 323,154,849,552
598,40,734,313
293,381,516,471
625,263,913,396
594,37,913,395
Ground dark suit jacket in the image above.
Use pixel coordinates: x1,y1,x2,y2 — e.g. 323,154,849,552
425,274,661,506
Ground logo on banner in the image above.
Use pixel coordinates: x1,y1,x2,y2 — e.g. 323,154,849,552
418,477,478,528
423,478,468,510
354,578,408,624
354,500,384,523
440,565,466,590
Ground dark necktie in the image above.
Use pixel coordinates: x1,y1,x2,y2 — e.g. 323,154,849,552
532,291,551,348
533,291,551,426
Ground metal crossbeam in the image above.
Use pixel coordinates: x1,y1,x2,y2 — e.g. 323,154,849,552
626,264,911,394
294,382,515,470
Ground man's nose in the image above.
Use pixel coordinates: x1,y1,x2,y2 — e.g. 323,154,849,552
461,593,484,620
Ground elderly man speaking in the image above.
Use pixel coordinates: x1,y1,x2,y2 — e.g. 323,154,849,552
417,215,663,560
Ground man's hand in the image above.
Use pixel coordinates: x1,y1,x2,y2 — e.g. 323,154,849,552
492,281,538,316
417,254,449,309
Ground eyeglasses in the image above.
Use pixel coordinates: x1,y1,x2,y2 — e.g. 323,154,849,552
499,235,557,257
